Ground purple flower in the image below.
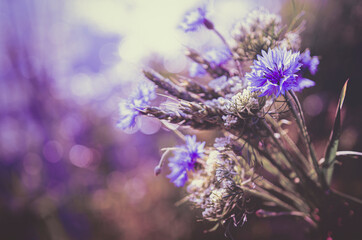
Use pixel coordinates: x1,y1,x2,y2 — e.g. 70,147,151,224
292,49,319,92
167,151,190,187
185,135,205,162
299,49,319,75
293,78,315,92
189,62,207,77
179,6,213,32
206,48,231,64
167,135,205,187
117,101,139,129
189,48,231,77
133,82,156,104
246,48,302,97
117,83,156,129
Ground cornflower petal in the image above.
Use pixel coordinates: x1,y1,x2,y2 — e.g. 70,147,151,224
294,78,316,92
189,62,207,77
246,48,302,97
300,49,319,75
185,135,205,163
168,135,205,187
205,48,231,66
117,101,139,129
180,7,208,32
167,151,190,187
117,82,156,130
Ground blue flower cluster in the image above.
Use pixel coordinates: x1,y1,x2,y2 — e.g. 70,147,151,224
167,135,205,187
246,48,319,97
293,49,319,92
189,48,231,77
179,6,213,32
300,49,319,75
117,83,156,129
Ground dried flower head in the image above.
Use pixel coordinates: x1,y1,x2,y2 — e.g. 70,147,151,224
187,148,254,221
228,87,260,112
279,32,302,51
231,8,282,60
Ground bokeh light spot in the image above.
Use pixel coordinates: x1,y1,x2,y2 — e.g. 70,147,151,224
163,54,187,73
124,177,146,203
23,152,43,175
69,144,94,168
303,94,324,117
139,115,161,135
43,140,63,163
107,171,125,192
70,73,93,98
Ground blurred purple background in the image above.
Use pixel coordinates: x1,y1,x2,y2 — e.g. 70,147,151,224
0,0,361,239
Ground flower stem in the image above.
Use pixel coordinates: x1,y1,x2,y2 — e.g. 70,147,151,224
256,209,317,228
257,177,310,212
265,114,310,171
285,91,328,190
241,187,297,212
261,119,320,208
212,28,244,77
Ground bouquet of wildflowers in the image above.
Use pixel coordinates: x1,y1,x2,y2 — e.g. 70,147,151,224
117,6,362,240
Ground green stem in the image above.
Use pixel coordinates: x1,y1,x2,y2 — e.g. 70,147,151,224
331,188,362,205
258,178,310,212
262,119,306,183
241,187,296,212
285,91,328,190
256,209,317,228
265,114,310,170
261,119,320,208
236,137,297,192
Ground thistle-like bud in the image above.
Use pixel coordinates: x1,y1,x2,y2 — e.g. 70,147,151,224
279,32,302,51
203,18,214,30
228,87,262,113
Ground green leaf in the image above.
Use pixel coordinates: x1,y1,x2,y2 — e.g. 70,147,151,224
323,79,349,186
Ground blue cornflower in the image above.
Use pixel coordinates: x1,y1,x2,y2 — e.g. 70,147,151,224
179,6,213,32
189,48,231,77
167,135,205,187
167,151,190,187
185,135,205,163
133,82,156,104
299,49,319,75
292,49,319,92
246,48,302,97
205,48,232,66
293,77,315,92
189,62,207,77
117,100,139,129
117,83,156,129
